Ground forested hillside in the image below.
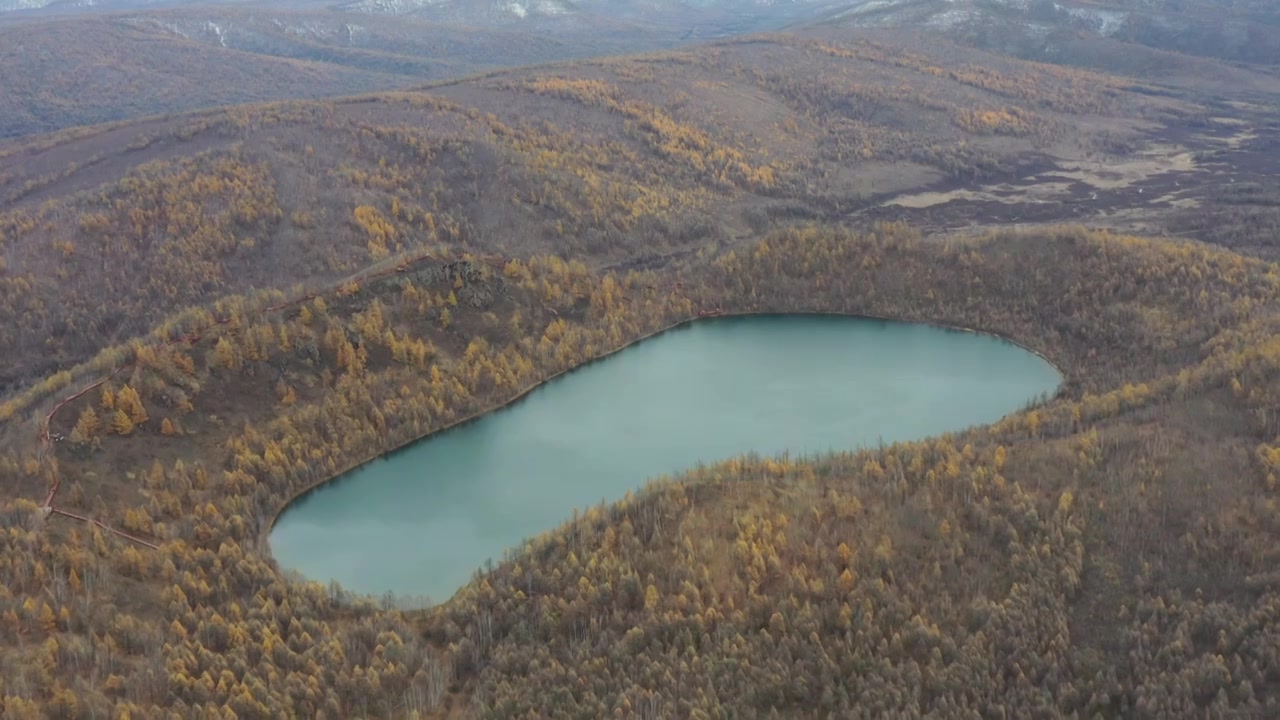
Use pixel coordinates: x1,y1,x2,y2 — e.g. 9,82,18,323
0,28,1213,394
3,18,1280,720
4,224,1280,716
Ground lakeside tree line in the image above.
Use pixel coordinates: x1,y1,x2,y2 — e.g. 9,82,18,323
2,225,1280,716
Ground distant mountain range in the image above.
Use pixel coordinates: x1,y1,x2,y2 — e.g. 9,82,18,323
4,0,1275,66
805,0,1280,66
0,0,847,23
0,0,1274,140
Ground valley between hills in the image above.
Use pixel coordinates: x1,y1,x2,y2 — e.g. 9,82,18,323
2,9,1280,720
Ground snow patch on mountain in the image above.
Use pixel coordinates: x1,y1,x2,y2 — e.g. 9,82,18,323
924,8,977,29
1062,5,1127,35
343,0,447,15
0,0,54,11
205,20,226,46
535,0,569,15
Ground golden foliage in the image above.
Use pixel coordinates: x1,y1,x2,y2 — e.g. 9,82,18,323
3,225,1279,717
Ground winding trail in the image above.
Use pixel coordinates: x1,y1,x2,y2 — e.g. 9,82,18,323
48,508,160,550
35,248,506,549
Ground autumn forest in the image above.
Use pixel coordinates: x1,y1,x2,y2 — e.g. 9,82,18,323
2,14,1280,720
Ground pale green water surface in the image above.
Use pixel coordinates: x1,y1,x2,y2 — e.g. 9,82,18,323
270,315,1061,602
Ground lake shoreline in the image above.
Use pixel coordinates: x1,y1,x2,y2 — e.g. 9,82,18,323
263,309,1066,576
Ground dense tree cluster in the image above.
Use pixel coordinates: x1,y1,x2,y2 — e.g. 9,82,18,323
513,77,780,192
3,224,1280,716
432,228,1280,717
0,152,284,395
